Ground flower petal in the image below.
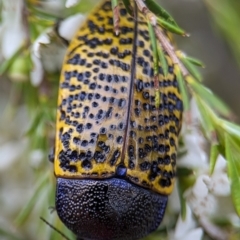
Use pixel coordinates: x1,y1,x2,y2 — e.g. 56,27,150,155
65,0,81,8
183,228,203,240
58,13,85,41
1,0,26,59
32,33,51,59
173,205,197,238
30,53,44,86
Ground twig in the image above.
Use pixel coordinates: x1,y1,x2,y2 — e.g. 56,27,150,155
135,0,189,78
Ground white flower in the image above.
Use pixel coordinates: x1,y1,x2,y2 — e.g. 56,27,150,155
179,101,231,216
169,205,203,240
30,13,85,86
0,0,26,59
58,13,86,41
65,0,81,8
30,32,51,86
199,216,229,240
184,155,230,215
30,52,45,86
207,157,230,197
168,183,181,214
178,100,208,169
182,154,233,238
179,128,208,169
185,175,218,217
38,0,66,14
178,100,233,238
30,29,66,86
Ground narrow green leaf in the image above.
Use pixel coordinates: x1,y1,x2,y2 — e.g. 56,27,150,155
188,78,231,118
145,0,178,26
209,144,219,175
15,172,49,225
157,46,168,77
122,0,133,16
225,134,240,216
194,95,215,135
218,119,240,147
178,168,196,220
148,21,162,108
180,56,202,82
179,187,187,220
175,66,189,111
148,21,158,75
184,55,204,67
177,176,187,220
211,216,232,228
111,0,118,9
155,90,160,108
219,119,240,138
157,17,186,36
18,81,39,110
26,110,43,136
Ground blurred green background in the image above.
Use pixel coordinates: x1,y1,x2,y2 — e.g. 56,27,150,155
0,0,240,239
162,0,240,120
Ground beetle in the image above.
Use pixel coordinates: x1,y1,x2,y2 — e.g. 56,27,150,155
53,0,182,239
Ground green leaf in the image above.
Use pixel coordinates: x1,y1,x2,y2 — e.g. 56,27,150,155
26,110,43,136
178,168,196,220
188,78,231,118
157,46,168,77
15,172,49,225
179,187,187,220
111,0,118,8
122,0,133,16
225,134,240,216
184,55,204,67
209,144,220,175
155,90,160,108
157,17,186,36
145,0,178,26
148,21,163,108
148,22,158,75
179,55,202,82
211,216,232,228
175,66,189,111
194,96,215,135
218,119,240,147
220,119,240,139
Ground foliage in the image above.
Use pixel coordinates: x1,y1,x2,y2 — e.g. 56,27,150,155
0,0,240,240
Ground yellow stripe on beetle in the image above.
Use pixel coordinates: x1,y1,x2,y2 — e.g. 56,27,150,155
54,0,183,239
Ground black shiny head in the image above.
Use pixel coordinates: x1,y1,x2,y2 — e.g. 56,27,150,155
56,178,168,240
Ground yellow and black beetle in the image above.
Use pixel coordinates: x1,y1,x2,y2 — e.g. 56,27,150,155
54,0,182,239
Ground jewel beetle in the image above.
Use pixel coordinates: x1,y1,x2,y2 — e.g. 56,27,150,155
53,1,183,239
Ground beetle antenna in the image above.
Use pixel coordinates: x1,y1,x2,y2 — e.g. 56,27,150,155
40,217,72,240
